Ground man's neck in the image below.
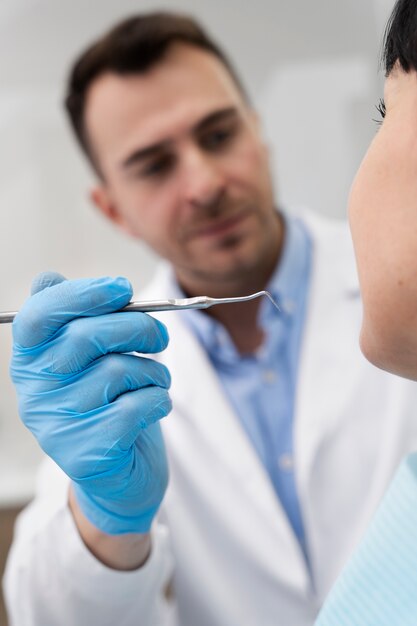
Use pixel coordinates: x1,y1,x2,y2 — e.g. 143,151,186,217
176,214,285,354
207,297,265,354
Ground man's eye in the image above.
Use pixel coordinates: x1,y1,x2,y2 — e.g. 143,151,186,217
201,125,236,151
141,155,174,178
373,98,386,126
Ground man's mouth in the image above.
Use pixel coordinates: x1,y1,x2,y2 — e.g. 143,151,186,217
190,210,251,240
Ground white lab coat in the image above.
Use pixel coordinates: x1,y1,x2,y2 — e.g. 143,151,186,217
5,209,417,626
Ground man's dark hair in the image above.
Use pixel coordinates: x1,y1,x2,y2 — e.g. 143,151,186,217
383,0,417,74
65,12,247,164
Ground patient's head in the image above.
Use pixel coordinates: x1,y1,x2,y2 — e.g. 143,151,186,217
347,0,417,379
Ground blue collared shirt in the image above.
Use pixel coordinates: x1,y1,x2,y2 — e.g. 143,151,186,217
174,213,312,555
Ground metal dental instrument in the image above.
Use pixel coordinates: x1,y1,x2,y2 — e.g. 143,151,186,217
0,290,280,324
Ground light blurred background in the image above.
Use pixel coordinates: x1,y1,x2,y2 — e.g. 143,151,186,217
0,0,395,508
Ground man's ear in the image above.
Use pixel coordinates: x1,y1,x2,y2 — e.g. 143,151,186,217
90,186,132,235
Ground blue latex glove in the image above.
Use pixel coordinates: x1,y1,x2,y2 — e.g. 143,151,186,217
11,272,172,534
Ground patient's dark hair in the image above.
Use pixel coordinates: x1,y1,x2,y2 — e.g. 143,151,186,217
383,0,417,74
65,12,246,165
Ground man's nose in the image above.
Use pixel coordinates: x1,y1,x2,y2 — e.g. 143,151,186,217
182,149,226,210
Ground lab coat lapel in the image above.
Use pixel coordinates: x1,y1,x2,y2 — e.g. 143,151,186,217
293,212,361,543
167,313,311,592
142,265,311,594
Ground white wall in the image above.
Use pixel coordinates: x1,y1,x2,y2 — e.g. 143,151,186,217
0,0,395,504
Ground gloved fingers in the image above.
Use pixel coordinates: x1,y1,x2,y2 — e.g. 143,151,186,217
13,275,133,349
61,354,171,412
26,385,171,483
47,385,172,468
31,271,67,295
102,385,172,451
36,312,169,375
21,356,171,464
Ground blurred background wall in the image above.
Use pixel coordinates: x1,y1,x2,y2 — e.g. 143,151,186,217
0,0,395,506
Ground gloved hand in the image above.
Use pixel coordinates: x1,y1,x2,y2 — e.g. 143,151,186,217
11,272,172,535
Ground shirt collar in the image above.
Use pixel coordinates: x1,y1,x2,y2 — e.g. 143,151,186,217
166,211,312,357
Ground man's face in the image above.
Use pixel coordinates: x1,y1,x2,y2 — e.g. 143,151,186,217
85,43,279,293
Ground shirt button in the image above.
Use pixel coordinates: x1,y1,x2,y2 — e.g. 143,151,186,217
283,300,296,314
278,453,294,471
263,369,277,384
